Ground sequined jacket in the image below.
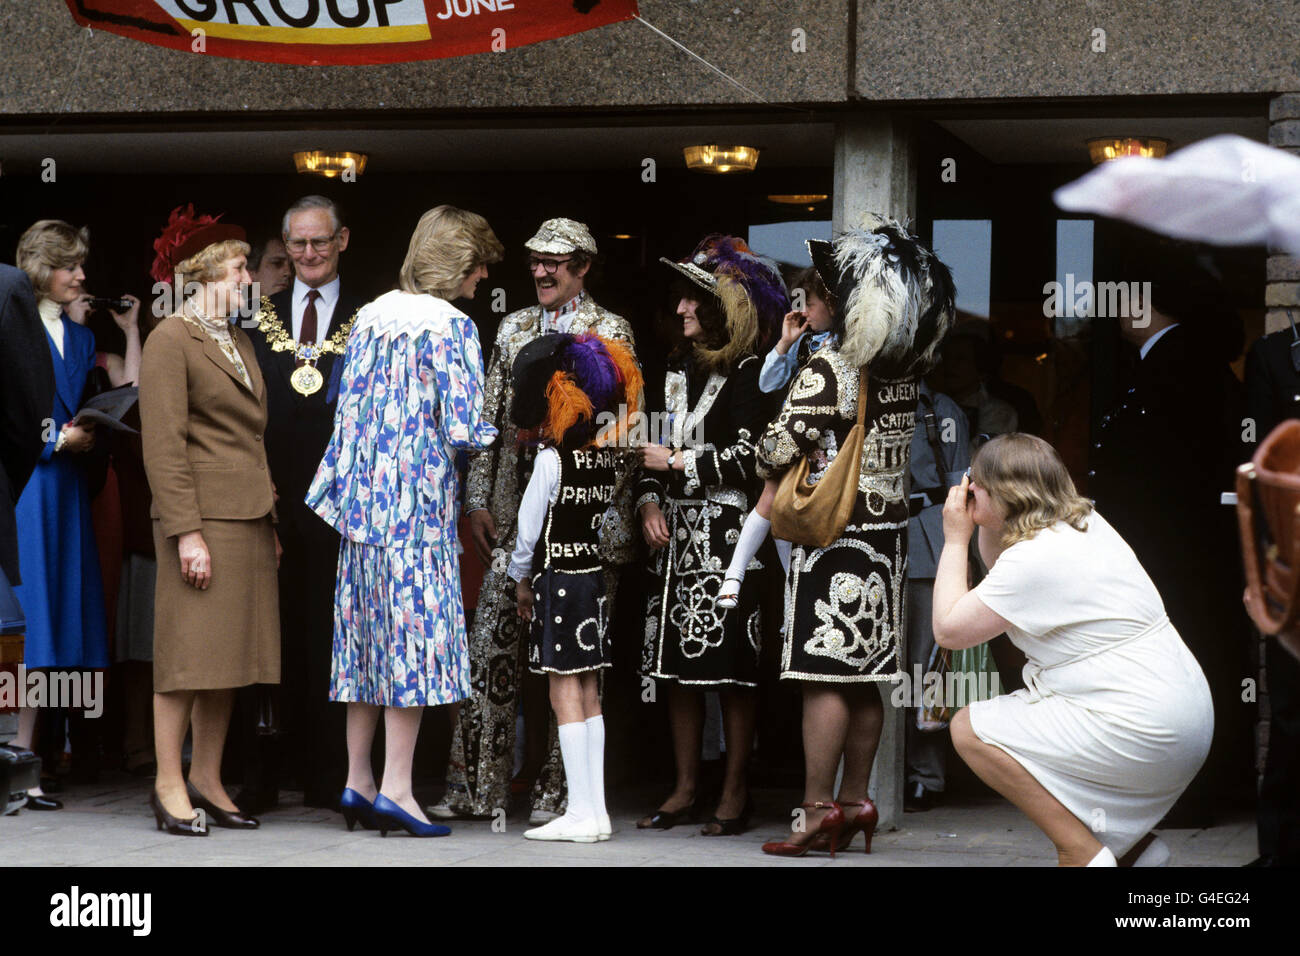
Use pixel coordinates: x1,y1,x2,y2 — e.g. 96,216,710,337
756,347,918,527
634,354,773,519
464,295,639,566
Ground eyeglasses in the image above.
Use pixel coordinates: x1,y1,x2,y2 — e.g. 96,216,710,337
527,255,573,275
285,233,338,254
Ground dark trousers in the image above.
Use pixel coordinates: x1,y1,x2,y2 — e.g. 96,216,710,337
241,507,346,805
1260,639,1300,863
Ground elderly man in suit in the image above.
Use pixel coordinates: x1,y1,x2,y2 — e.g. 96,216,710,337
432,218,639,824
239,195,368,813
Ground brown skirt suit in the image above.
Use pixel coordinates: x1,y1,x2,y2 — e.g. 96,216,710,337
139,314,279,693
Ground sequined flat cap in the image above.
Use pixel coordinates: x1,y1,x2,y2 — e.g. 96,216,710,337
525,218,598,256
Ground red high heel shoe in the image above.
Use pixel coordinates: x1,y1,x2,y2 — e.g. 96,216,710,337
761,802,845,859
810,798,877,854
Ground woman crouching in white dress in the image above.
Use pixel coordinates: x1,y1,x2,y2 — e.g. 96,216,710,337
932,433,1214,867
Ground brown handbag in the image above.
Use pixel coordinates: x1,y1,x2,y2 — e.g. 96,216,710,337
1237,420,1300,660
770,367,868,549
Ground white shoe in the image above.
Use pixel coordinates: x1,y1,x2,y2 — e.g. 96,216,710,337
524,814,600,843
1086,846,1117,867
528,808,560,826
597,813,611,841
718,576,742,609
1132,836,1170,867
425,802,459,820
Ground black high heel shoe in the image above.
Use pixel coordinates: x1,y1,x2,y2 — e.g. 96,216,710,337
700,795,754,836
636,799,698,830
149,790,208,837
187,782,260,830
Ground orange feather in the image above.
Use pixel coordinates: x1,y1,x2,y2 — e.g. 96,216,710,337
544,371,593,447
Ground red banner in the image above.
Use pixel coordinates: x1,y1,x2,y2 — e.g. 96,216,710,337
64,0,638,65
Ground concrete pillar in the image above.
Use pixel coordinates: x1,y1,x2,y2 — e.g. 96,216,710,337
832,115,917,831
832,116,918,233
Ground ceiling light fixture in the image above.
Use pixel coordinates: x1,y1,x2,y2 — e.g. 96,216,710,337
293,150,368,178
1086,137,1169,165
683,145,759,174
767,194,828,205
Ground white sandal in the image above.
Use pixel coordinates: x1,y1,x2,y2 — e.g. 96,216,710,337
718,576,743,609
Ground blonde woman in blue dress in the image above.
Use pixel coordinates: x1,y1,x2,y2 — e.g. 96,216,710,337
307,206,501,837
933,433,1214,867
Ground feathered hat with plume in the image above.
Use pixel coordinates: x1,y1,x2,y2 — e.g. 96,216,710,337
150,204,246,285
660,235,789,373
510,332,643,452
808,214,956,377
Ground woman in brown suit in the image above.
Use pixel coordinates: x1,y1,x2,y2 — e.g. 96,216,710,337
139,206,280,835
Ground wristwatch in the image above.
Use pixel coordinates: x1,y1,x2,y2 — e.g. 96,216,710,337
666,451,677,468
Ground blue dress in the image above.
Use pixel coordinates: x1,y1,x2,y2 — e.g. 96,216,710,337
13,315,108,670
307,291,497,707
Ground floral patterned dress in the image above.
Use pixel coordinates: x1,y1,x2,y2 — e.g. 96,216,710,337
307,290,497,707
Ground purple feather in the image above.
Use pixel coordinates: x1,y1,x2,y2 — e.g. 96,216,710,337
691,235,790,348
562,333,620,416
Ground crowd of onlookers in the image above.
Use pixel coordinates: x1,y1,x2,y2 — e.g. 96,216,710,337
0,198,1292,867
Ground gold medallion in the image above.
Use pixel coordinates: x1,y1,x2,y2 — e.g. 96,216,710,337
290,364,324,396
252,297,357,401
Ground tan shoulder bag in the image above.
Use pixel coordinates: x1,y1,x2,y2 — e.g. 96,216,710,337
1238,420,1300,661
770,366,868,549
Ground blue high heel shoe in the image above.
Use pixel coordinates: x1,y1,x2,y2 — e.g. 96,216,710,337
372,794,451,838
339,788,380,832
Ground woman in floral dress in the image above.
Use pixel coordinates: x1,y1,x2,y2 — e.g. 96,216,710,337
307,206,502,837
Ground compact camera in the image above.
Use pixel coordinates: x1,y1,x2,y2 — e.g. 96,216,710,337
88,296,132,311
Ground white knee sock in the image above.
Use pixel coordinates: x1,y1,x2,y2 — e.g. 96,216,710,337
726,509,771,583
774,537,792,576
558,720,593,821
585,715,607,818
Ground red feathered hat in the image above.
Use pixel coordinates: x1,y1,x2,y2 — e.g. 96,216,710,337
150,204,246,285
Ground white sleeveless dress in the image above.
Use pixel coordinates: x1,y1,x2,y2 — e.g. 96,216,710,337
969,511,1215,856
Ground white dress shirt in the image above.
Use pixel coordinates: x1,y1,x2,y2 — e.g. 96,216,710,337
508,446,561,582
291,275,341,343
1139,322,1179,361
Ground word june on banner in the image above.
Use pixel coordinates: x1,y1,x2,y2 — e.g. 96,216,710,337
64,0,640,65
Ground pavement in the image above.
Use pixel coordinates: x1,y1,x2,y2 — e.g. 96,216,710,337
0,772,1259,866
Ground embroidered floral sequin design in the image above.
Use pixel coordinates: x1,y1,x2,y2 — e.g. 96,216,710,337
756,347,916,683
638,356,769,688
